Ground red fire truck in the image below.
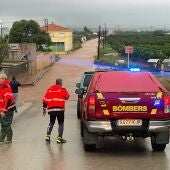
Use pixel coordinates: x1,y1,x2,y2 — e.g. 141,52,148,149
76,71,170,151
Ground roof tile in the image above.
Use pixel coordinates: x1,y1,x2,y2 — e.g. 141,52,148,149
41,24,72,32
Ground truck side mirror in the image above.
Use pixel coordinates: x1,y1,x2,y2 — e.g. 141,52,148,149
76,83,80,88
75,88,83,95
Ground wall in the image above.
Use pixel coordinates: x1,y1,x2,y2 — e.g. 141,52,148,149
1,61,29,80
36,52,55,71
0,52,55,84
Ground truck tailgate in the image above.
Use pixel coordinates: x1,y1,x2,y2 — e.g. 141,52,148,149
95,92,165,119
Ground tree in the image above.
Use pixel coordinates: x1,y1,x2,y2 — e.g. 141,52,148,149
106,33,170,62
9,20,51,46
83,26,91,33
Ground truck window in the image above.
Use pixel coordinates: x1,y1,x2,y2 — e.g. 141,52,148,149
83,75,93,87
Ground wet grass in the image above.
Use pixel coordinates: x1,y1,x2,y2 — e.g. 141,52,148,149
159,78,170,91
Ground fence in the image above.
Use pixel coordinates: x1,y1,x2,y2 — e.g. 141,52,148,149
2,61,29,78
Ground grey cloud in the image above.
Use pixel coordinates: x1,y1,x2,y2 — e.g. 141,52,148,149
1,0,170,28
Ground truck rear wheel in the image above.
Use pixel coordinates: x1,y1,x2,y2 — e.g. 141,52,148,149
151,136,166,152
83,127,97,152
84,144,96,151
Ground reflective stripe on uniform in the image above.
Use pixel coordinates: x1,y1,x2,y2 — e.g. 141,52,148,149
0,108,6,112
43,98,65,102
7,104,16,110
48,90,61,93
48,108,64,112
4,93,13,97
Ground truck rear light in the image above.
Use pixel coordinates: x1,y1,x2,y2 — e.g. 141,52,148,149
164,96,170,105
164,96,170,113
88,96,96,114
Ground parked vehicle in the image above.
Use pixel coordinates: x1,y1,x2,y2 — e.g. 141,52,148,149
163,59,170,72
55,55,61,62
76,71,170,152
75,71,94,119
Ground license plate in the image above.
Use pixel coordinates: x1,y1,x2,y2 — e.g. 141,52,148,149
117,119,142,126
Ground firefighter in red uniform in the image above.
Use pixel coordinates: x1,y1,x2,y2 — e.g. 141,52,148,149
43,78,70,143
0,74,16,144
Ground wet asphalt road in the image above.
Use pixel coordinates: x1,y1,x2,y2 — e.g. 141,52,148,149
0,100,170,170
1,39,170,170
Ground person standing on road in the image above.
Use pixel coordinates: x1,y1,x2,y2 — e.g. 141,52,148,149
0,74,16,144
10,76,21,113
43,78,70,143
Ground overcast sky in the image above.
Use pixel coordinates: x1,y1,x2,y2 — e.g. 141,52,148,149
1,0,170,29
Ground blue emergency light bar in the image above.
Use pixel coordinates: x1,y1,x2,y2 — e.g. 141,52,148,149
129,68,141,72
154,100,161,106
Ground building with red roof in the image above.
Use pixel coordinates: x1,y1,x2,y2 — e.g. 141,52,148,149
41,23,73,54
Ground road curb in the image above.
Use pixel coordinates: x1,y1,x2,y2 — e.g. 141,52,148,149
21,67,50,86
32,67,50,86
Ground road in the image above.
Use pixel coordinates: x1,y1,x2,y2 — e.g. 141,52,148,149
0,39,170,170
19,39,97,103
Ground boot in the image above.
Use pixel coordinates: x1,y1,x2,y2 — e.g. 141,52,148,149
56,137,66,143
45,135,51,142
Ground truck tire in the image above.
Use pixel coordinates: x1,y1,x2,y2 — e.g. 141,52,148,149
151,136,166,152
83,127,97,152
77,100,81,119
84,144,96,152
80,121,84,137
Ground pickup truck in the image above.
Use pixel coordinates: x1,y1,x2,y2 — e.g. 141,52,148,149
75,71,94,119
76,71,170,151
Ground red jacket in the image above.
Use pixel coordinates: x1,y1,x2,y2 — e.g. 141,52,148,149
0,80,15,113
43,84,70,112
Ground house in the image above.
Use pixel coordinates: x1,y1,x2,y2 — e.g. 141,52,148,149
147,59,163,71
163,59,170,72
41,23,73,54
8,43,36,60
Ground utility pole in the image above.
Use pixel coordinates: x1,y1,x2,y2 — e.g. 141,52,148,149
104,23,107,47
102,30,105,49
164,25,166,33
150,26,153,33
97,25,101,60
44,18,48,45
0,19,2,39
0,26,2,39
44,18,48,33
117,25,120,32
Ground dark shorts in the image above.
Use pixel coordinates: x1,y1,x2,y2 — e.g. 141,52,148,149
49,111,64,124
